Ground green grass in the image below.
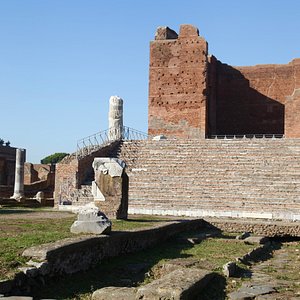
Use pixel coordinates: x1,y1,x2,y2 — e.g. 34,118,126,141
0,208,169,280
182,238,253,272
0,214,76,279
0,208,257,299
31,232,255,299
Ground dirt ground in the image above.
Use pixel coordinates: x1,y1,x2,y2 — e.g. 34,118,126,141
0,208,74,219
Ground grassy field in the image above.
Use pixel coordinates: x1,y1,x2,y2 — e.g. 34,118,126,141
0,207,169,280
31,231,255,299
0,208,76,279
0,207,258,299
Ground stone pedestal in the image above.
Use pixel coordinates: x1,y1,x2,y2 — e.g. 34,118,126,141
108,96,123,141
92,157,128,219
70,204,111,234
11,148,26,201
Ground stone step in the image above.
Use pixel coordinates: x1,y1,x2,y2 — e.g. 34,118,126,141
118,139,300,220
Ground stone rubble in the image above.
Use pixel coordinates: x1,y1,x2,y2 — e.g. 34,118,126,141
92,268,215,300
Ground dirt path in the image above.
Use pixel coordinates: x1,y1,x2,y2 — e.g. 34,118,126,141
0,208,74,219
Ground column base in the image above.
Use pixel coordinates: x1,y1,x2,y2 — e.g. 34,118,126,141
10,193,25,202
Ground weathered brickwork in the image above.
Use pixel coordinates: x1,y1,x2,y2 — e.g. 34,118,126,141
54,141,120,205
213,59,300,136
284,87,300,137
149,25,300,137
24,163,52,184
148,25,208,138
0,146,16,187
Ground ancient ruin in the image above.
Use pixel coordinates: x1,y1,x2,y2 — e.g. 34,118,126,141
70,204,111,234
148,25,300,138
52,25,300,222
0,143,55,204
92,157,128,219
1,23,300,300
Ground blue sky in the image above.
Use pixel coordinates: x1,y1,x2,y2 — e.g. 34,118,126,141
1,0,299,162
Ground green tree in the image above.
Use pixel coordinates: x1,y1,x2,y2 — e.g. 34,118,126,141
40,152,69,164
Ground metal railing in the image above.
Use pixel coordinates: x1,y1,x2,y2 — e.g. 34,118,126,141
76,126,148,159
207,134,284,139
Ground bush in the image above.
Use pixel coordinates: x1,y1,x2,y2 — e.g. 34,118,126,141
40,152,69,164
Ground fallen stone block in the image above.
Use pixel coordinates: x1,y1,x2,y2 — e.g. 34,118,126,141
92,286,137,300
244,236,269,245
136,268,215,300
151,258,199,279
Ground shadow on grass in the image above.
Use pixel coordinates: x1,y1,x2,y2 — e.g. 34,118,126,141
31,233,201,299
241,241,282,266
124,218,182,223
234,241,283,280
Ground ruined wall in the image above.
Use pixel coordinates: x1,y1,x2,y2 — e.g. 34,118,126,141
237,59,300,137
54,141,120,204
0,146,16,187
206,54,300,136
148,24,208,138
207,57,300,137
54,161,78,204
214,59,300,136
24,163,52,184
149,25,300,137
285,88,300,137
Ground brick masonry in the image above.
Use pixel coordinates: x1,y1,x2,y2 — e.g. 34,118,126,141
148,25,208,138
149,25,300,137
0,146,16,187
54,141,120,205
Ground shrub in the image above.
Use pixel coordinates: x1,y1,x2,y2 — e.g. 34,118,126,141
40,152,69,164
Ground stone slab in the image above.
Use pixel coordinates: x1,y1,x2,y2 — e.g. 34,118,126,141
92,287,136,300
244,236,269,245
229,285,276,300
136,268,214,300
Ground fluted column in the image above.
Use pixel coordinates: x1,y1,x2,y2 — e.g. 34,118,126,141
108,95,123,141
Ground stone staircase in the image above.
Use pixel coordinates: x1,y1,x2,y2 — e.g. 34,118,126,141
118,139,300,220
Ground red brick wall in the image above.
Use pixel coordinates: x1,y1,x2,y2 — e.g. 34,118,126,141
148,25,208,138
209,61,285,135
209,59,300,135
54,160,79,204
149,25,300,138
54,141,120,204
0,146,16,187
285,88,300,137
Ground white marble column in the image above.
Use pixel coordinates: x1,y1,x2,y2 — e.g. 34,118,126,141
11,148,26,200
108,95,123,141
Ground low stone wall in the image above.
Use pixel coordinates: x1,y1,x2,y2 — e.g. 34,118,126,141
205,217,300,237
0,219,205,296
